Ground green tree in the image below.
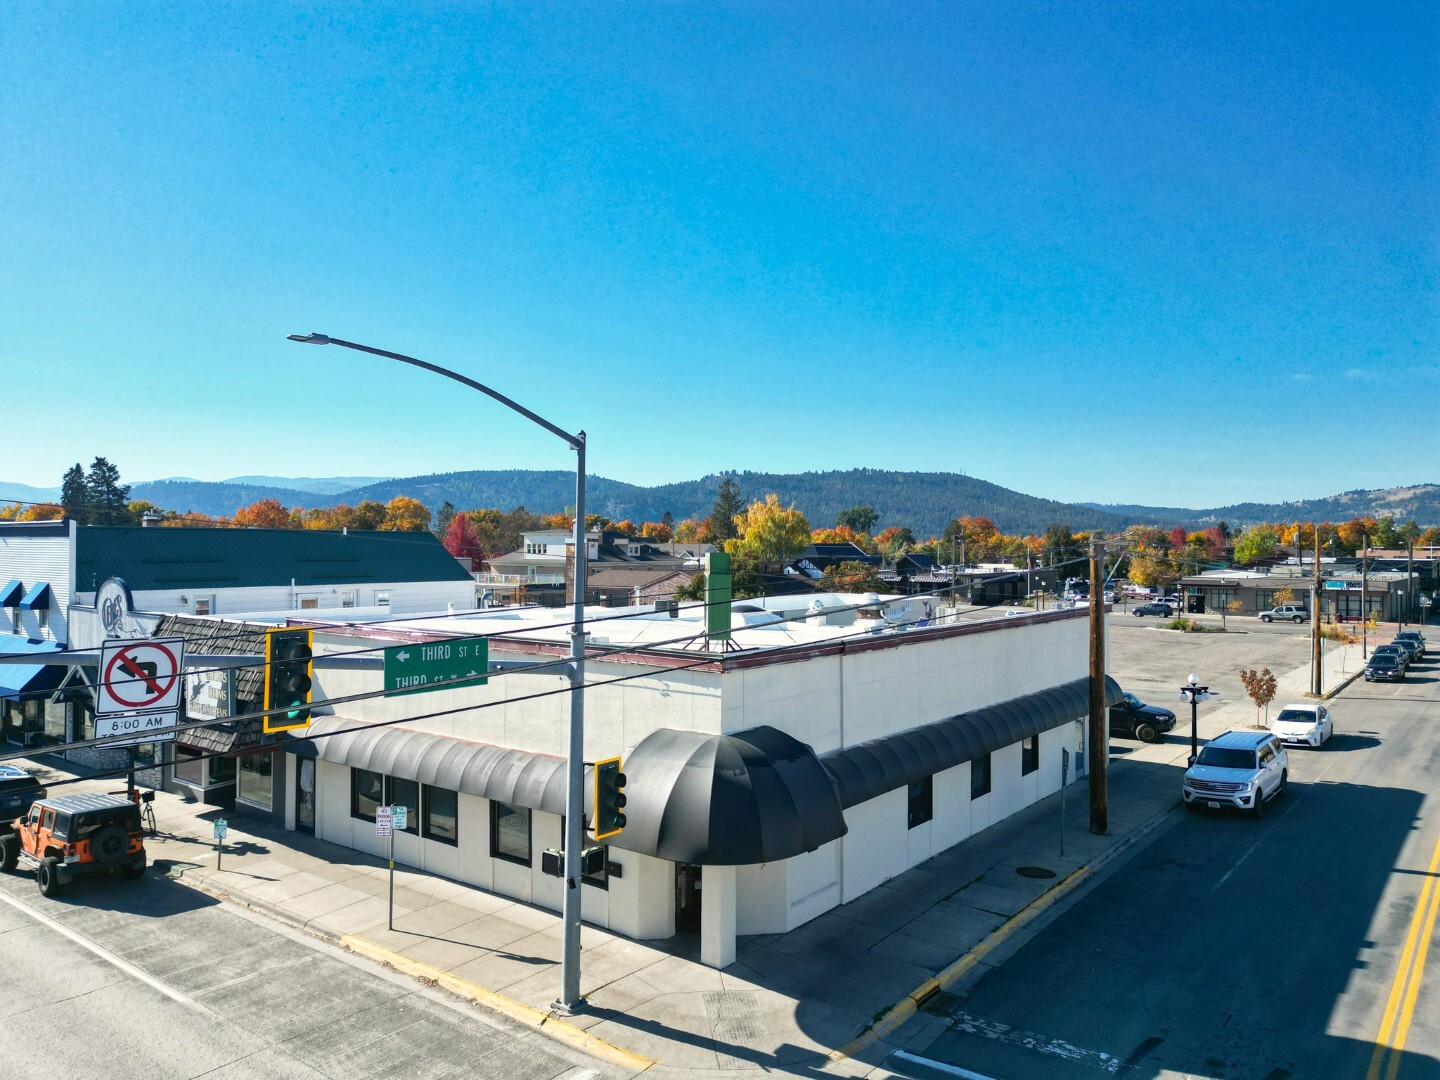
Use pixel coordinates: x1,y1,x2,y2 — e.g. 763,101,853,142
84,457,131,524
726,494,811,564
836,505,879,533
672,572,705,602
434,500,457,540
61,463,88,523
1233,525,1279,565
708,476,744,543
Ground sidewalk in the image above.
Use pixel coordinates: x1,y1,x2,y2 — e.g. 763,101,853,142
12,638,1367,1078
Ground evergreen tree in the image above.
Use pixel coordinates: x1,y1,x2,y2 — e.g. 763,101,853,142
709,476,743,543
61,463,88,524
836,505,879,533
435,500,457,540
84,457,131,524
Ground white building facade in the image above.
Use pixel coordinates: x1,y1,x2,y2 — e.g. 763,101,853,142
286,596,1109,967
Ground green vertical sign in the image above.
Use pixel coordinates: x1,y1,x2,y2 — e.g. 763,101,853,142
705,551,732,641
384,636,489,696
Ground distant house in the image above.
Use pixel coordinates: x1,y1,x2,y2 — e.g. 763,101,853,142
586,568,692,607
786,542,881,581
482,529,695,606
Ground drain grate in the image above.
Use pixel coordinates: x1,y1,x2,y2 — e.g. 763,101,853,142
1016,865,1057,879
917,989,963,1016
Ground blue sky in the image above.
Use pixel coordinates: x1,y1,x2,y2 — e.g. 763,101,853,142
3,2,1436,510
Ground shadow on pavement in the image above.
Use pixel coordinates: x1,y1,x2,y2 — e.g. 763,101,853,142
20,864,220,918
908,779,1437,1079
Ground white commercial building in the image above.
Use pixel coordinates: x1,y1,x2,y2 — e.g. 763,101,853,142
281,585,1113,967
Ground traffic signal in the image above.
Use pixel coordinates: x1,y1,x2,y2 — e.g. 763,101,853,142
264,627,313,733
594,756,626,840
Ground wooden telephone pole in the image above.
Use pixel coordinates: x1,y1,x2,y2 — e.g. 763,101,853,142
1088,534,1108,835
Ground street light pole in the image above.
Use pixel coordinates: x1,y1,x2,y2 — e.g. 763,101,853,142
1180,673,1208,766
287,333,591,1013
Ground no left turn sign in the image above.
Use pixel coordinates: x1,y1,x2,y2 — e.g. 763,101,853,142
99,638,185,715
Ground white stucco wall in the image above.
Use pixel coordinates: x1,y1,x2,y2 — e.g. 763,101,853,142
312,758,673,939
73,579,476,619
0,522,73,645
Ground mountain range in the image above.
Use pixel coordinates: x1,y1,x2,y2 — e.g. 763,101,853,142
4,471,1435,538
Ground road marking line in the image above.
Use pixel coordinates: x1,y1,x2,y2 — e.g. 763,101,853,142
0,889,206,1013
890,1049,999,1079
1365,827,1440,1080
942,1012,1121,1073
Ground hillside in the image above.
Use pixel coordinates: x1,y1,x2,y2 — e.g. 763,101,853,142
1086,484,1440,529
132,469,1156,537
26,471,1433,537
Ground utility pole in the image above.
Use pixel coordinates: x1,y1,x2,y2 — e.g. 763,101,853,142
1088,534,1108,835
1407,539,1415,627
1312,528,1323,695
1361,531,1369,658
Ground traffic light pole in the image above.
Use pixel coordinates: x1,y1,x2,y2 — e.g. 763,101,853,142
560,438,587,1013
286,333,591,1014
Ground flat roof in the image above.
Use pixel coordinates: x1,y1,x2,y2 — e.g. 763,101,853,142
310,591,1084,661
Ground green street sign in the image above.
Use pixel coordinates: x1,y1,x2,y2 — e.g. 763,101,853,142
384,637,489,696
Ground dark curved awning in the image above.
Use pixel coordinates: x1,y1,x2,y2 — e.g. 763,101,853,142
609,725,847,867
821,675,1122,810
283,716,569,816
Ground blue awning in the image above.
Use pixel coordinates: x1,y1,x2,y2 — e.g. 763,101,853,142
19,583,50,610
0,637,65,702
0,580,22,607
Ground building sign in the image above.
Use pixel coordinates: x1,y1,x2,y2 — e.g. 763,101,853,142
186,668,234,721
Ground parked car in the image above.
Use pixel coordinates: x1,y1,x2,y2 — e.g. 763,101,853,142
1391,638,1425,664
1109,692,1177,742
1258,606,1308,624
1132,603,1175,618
1365,654,1406,682
1182,730,1288,815
1395,630,1426,658
1371,644,1410,671
1271,703,1333,749
0,793,146,897
0,765,46,823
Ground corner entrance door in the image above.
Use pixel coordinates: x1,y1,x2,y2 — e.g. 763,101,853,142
675,863,702,933
296,759,315,833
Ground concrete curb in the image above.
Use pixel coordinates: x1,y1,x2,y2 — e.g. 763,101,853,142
339,935,656,1073
169,867,655,1073
829,793,1182,1063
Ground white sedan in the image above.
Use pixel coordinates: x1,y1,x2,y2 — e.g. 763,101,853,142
1271,703,1333,748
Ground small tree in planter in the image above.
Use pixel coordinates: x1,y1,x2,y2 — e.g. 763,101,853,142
1224,598,1244,629
1239,667,1278,727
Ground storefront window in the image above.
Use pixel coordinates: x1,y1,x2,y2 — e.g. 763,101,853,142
351,768,384,821
491,801,530,865
422,785,458,845
390,777,420,834
237,752,273,809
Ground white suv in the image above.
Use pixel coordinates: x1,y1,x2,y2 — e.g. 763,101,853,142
1183,731,1289,815
1258,605,1308,624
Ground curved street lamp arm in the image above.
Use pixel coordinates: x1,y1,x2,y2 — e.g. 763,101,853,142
288,333,583,451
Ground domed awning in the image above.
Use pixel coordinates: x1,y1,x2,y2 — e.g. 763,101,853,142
609,725,847,866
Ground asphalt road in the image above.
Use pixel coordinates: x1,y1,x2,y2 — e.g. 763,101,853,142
888,636,1440,1079
0,864,614,1080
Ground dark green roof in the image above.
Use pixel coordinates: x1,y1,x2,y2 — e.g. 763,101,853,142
75,527,472,592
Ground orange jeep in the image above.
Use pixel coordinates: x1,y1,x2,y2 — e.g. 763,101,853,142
0,792,147,896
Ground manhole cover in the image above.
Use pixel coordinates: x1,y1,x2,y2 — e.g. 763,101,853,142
1016,866,1057,879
